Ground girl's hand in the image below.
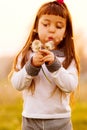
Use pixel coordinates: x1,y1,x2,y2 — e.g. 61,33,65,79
31,51,44,67
40,49,55,65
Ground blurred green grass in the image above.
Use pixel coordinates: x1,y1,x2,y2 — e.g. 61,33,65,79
0,78,87,130
0,103,22,130
72,102,87,130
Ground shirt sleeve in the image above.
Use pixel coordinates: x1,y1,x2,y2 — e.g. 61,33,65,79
48,59,78,93
11,53,33,91
11,66,33,91
25,57,41,76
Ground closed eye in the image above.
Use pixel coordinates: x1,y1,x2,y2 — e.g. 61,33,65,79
56,22,65,29
43,23,48,27
41,21,50,27
42,23,50,27
56,26,62,29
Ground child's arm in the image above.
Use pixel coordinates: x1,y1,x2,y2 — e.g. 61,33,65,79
46,59,78,93
11,50,42,91
11,66,33,91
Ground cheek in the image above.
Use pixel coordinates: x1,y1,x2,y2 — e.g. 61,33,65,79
38,27,47,39
58,29,66,37
38,30,44,39
62,27,66,36
55,29,66,43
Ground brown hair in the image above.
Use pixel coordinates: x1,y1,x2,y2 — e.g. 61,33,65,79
12,1,79,73
10,1,80,102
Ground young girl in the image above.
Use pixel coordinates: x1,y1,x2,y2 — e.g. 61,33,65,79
10,0,79,130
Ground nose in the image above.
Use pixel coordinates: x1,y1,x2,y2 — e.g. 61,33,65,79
48,24,56,33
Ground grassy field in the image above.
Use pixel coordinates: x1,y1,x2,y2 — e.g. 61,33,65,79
0,78,87,130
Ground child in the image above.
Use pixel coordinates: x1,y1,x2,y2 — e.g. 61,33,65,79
10,0,79,130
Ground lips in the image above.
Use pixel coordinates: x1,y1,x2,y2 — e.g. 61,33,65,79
48,37,54,41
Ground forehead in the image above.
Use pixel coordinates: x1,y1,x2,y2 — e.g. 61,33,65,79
39,15,66,24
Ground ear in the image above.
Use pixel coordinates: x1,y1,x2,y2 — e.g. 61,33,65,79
36,26,38,33
33,29,37,33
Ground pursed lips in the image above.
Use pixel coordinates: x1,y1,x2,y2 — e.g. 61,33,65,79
48,36,54,41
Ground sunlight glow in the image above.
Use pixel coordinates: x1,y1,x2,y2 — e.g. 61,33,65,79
0,0,87,55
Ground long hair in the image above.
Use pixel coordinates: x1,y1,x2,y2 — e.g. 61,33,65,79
12,1,79,73
10,1,80,102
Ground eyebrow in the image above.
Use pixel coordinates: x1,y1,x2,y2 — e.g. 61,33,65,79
42,18,65,24
42,19,50,22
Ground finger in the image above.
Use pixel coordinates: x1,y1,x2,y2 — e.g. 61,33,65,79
43,55,54,63
34,53,44,59
32,57,44,67
39,49,51,55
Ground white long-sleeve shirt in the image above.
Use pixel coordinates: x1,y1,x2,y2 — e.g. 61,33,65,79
11,51,78,119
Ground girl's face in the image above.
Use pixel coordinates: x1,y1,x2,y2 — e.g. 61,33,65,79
37,14,66,49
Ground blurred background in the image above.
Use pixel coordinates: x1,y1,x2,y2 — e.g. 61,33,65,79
0,0,87,130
